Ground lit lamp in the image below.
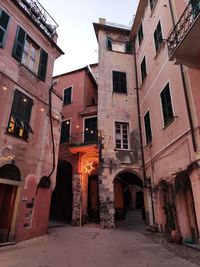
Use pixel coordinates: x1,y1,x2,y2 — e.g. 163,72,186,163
84,161,95,174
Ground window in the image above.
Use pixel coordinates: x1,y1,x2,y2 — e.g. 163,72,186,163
12,26,48,81
160,83,174,125
144,111,152,144
7,90,33,140
154,21,163,52
138,23,143,45
84,117,97,143
60,119,70,143
149,0,157,10
141,57,147,82
0,9,10,48
113,71,127,93
63,87,72,105
106,37,112,50
106,36,132,54
115,122,129,150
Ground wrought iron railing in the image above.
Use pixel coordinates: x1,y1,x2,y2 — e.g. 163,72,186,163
167,1,200,58
13,0,58,38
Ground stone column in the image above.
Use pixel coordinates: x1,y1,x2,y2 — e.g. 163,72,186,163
71,173,82,226
99,174,115,229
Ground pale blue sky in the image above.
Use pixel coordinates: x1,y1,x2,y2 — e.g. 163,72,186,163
38,0,139,75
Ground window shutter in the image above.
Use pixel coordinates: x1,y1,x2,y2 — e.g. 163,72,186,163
106,37,112,50
12,26,26,61
38,49,48,81
125,42,132,54
0,9,10,48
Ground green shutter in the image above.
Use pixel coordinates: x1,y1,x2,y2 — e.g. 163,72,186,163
38,49,48,81
0,9,10,48
106,37,112,50
125,42,132,54
12,26,26,61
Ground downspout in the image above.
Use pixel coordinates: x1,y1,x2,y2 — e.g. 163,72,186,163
168,0,197,152
133,39,155,225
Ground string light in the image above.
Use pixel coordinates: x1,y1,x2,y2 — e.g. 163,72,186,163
0,155,15,161
23,98,27,102
41,108,44,112
66,121,70,124
2,86,7,91
76,125,79,128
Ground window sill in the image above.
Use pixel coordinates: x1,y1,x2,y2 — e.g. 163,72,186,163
5,131,29,142
154,40,166,59
163,116,177,129
114,148,131,152
19,63,42,82
112,91,128,95
63,101,72,106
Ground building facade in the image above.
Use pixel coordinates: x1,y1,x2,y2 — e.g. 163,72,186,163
131,0,200,242
0,0,63,243
52,66,99,226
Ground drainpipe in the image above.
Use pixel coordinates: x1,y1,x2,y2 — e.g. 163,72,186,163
168,0,197,152
133,39,155,225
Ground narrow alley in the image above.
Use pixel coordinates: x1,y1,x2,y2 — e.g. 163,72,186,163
0,211,199,267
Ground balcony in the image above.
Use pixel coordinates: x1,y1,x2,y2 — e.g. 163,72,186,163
167,1,200,68
13,0,58,38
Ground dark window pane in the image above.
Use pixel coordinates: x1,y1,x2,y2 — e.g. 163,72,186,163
106,37,112,50
38,49,48,81
161,84,173,124
138,23,143,45
63,87,72,105
0,10,10,47
84,117,97,143
60,120,70,143
154,21,163,52
12,26,26,61
141,57,147,82
144,111,152,144
113,71,127,93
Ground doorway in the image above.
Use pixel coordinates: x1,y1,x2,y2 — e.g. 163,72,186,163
49,160,72,224
87,175,99,223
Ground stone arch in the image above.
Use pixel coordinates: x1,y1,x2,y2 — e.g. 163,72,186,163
113,170,144,221
0,164,21,182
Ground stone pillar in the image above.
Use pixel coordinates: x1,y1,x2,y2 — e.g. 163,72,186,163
71,173,82,226
190,169,200,240
99,174,115,229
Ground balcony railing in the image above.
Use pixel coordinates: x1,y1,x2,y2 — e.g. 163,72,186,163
61,131,98,147
167,0,200,59
14,0,58,38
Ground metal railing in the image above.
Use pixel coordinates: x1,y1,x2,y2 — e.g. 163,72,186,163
167,1,200,58
14,0,58,38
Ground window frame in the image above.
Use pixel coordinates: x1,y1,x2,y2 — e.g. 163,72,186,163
63,86,72,105
144,111,152,145
154,21,163,53
115,122,129,150
141,56,147,82
112,71,127,94
60,119,71,144
12,26,48,81
7,89,33,140
0,8,10,48
84,116,98,144
138,22,144,46
160,83,174,126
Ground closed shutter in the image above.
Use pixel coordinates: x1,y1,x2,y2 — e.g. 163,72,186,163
12,26,26,61
0,9,10,47
113,71,127,93
38,49,48,81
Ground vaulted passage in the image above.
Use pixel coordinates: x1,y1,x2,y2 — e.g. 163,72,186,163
114,172,144,226
49,160,72,225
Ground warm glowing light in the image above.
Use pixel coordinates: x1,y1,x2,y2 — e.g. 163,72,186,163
85,128,88,131
76,125,79,128
41,108,44,112
2,86,7,91
84,161,95,175
91,130,94,134
66,121,70,124
56,115,59,119
0,155,15,161
23,98,27,102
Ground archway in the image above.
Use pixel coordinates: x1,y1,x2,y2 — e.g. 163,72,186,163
0,164,20,243
49,160,72,224
114,171,144,222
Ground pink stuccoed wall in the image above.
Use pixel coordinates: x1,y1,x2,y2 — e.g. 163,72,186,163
133,0,200,240
0,0,62,242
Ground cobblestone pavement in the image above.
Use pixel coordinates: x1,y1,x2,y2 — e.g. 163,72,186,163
0,211,199,267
